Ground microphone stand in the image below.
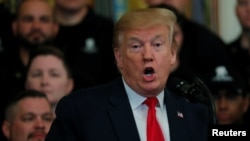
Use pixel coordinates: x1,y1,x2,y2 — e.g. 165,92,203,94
192,77,217,125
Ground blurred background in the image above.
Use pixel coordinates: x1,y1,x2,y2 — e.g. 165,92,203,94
0,0,241,44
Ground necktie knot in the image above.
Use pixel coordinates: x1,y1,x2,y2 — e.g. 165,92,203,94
144,97,158,108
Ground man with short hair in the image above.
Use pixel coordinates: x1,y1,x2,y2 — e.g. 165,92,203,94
0,1,58,139
54,0,120,87
45,7,209,141
0,0,59,95
207,65,249,125
2,90,54,141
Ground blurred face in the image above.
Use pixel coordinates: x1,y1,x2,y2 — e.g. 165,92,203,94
115,25,176,97
214,91,249,124
162,0,189,12
170,23,183,72
2,97,54,141
143,0,164,6
12,0,58,49
143,0,188,10
174,23,183,48
25,55,73,106
55,0,88,12
236,0,250,31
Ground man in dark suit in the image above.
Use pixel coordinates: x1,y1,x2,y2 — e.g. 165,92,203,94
45,8,209,141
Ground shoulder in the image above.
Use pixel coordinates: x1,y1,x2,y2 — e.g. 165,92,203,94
86,8,114,26
183,18,224,42
58,78,123,105
54,78,125,118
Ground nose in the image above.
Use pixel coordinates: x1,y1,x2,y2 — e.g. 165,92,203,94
41,75,49,86
34,117,46,129
216,97,228,110
142,45,153,62
31,20,41,29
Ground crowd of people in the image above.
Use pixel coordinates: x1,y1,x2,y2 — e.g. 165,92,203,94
0,0,249,141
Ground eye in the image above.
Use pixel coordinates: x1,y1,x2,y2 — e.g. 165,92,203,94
49,69,61,77
22,114,35,122
43,114,54,122
21,16,33,23
152,42,164,51
154,42,162,47
50,72,60,77
128,43,142,53
238,1,249,6
131,44,140,49
40,16,51,23
30,71,42,78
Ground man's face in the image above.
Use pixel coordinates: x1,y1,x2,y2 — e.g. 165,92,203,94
12,0,58,49
3,97,54,141
114,25,176,97
214,91,249,124
25,55,73,106
236,0,250,31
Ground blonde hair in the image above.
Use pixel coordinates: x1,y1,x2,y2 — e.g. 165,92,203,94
113,8,176,48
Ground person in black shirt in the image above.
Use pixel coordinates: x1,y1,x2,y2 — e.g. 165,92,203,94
0,1,58,140
226,0,250,126
54,0,120,87
0,3,14,57
226,0,250,94
206,65,249,125
0,0,59,96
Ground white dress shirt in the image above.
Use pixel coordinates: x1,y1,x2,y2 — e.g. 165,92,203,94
123,78,170,141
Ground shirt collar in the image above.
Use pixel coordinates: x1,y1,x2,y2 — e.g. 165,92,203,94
122,77,165,111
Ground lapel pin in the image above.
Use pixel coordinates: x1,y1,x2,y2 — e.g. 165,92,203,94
177,111,184,118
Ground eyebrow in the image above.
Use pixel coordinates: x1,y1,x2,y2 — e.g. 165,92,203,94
128,34,164,42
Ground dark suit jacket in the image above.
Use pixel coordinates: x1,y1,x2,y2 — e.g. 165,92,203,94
45,77,209,141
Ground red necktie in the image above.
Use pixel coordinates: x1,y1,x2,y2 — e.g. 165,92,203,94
145,97,165,141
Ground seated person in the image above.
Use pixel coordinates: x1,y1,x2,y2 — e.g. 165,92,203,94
1,89,54,141
207,65,249,125
24,46,76,115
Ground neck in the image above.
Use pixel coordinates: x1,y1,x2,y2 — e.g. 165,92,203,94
19,47,29,66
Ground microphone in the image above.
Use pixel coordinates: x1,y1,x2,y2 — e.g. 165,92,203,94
168,77,210,104
168,76,217,124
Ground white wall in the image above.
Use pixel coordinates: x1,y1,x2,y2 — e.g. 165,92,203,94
218,0,241,44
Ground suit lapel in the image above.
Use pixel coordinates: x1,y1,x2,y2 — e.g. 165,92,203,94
164,89,190,141
108,78,140,141
107,79,191,141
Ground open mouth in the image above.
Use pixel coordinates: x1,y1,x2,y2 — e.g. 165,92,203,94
144,67,155,76
143,67,155,81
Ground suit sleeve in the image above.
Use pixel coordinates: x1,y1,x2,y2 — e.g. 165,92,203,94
45,96,79,141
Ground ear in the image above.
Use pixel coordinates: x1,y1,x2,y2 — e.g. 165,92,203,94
12,21,18,36
170,43,177,65
53,23,59,37
243,96,250,113
2,121,10,139
24,80,30,90
114,47,123,70
66,78,74,95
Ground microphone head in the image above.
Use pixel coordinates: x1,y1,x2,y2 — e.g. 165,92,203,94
167,77,192,94
167,76,210,104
